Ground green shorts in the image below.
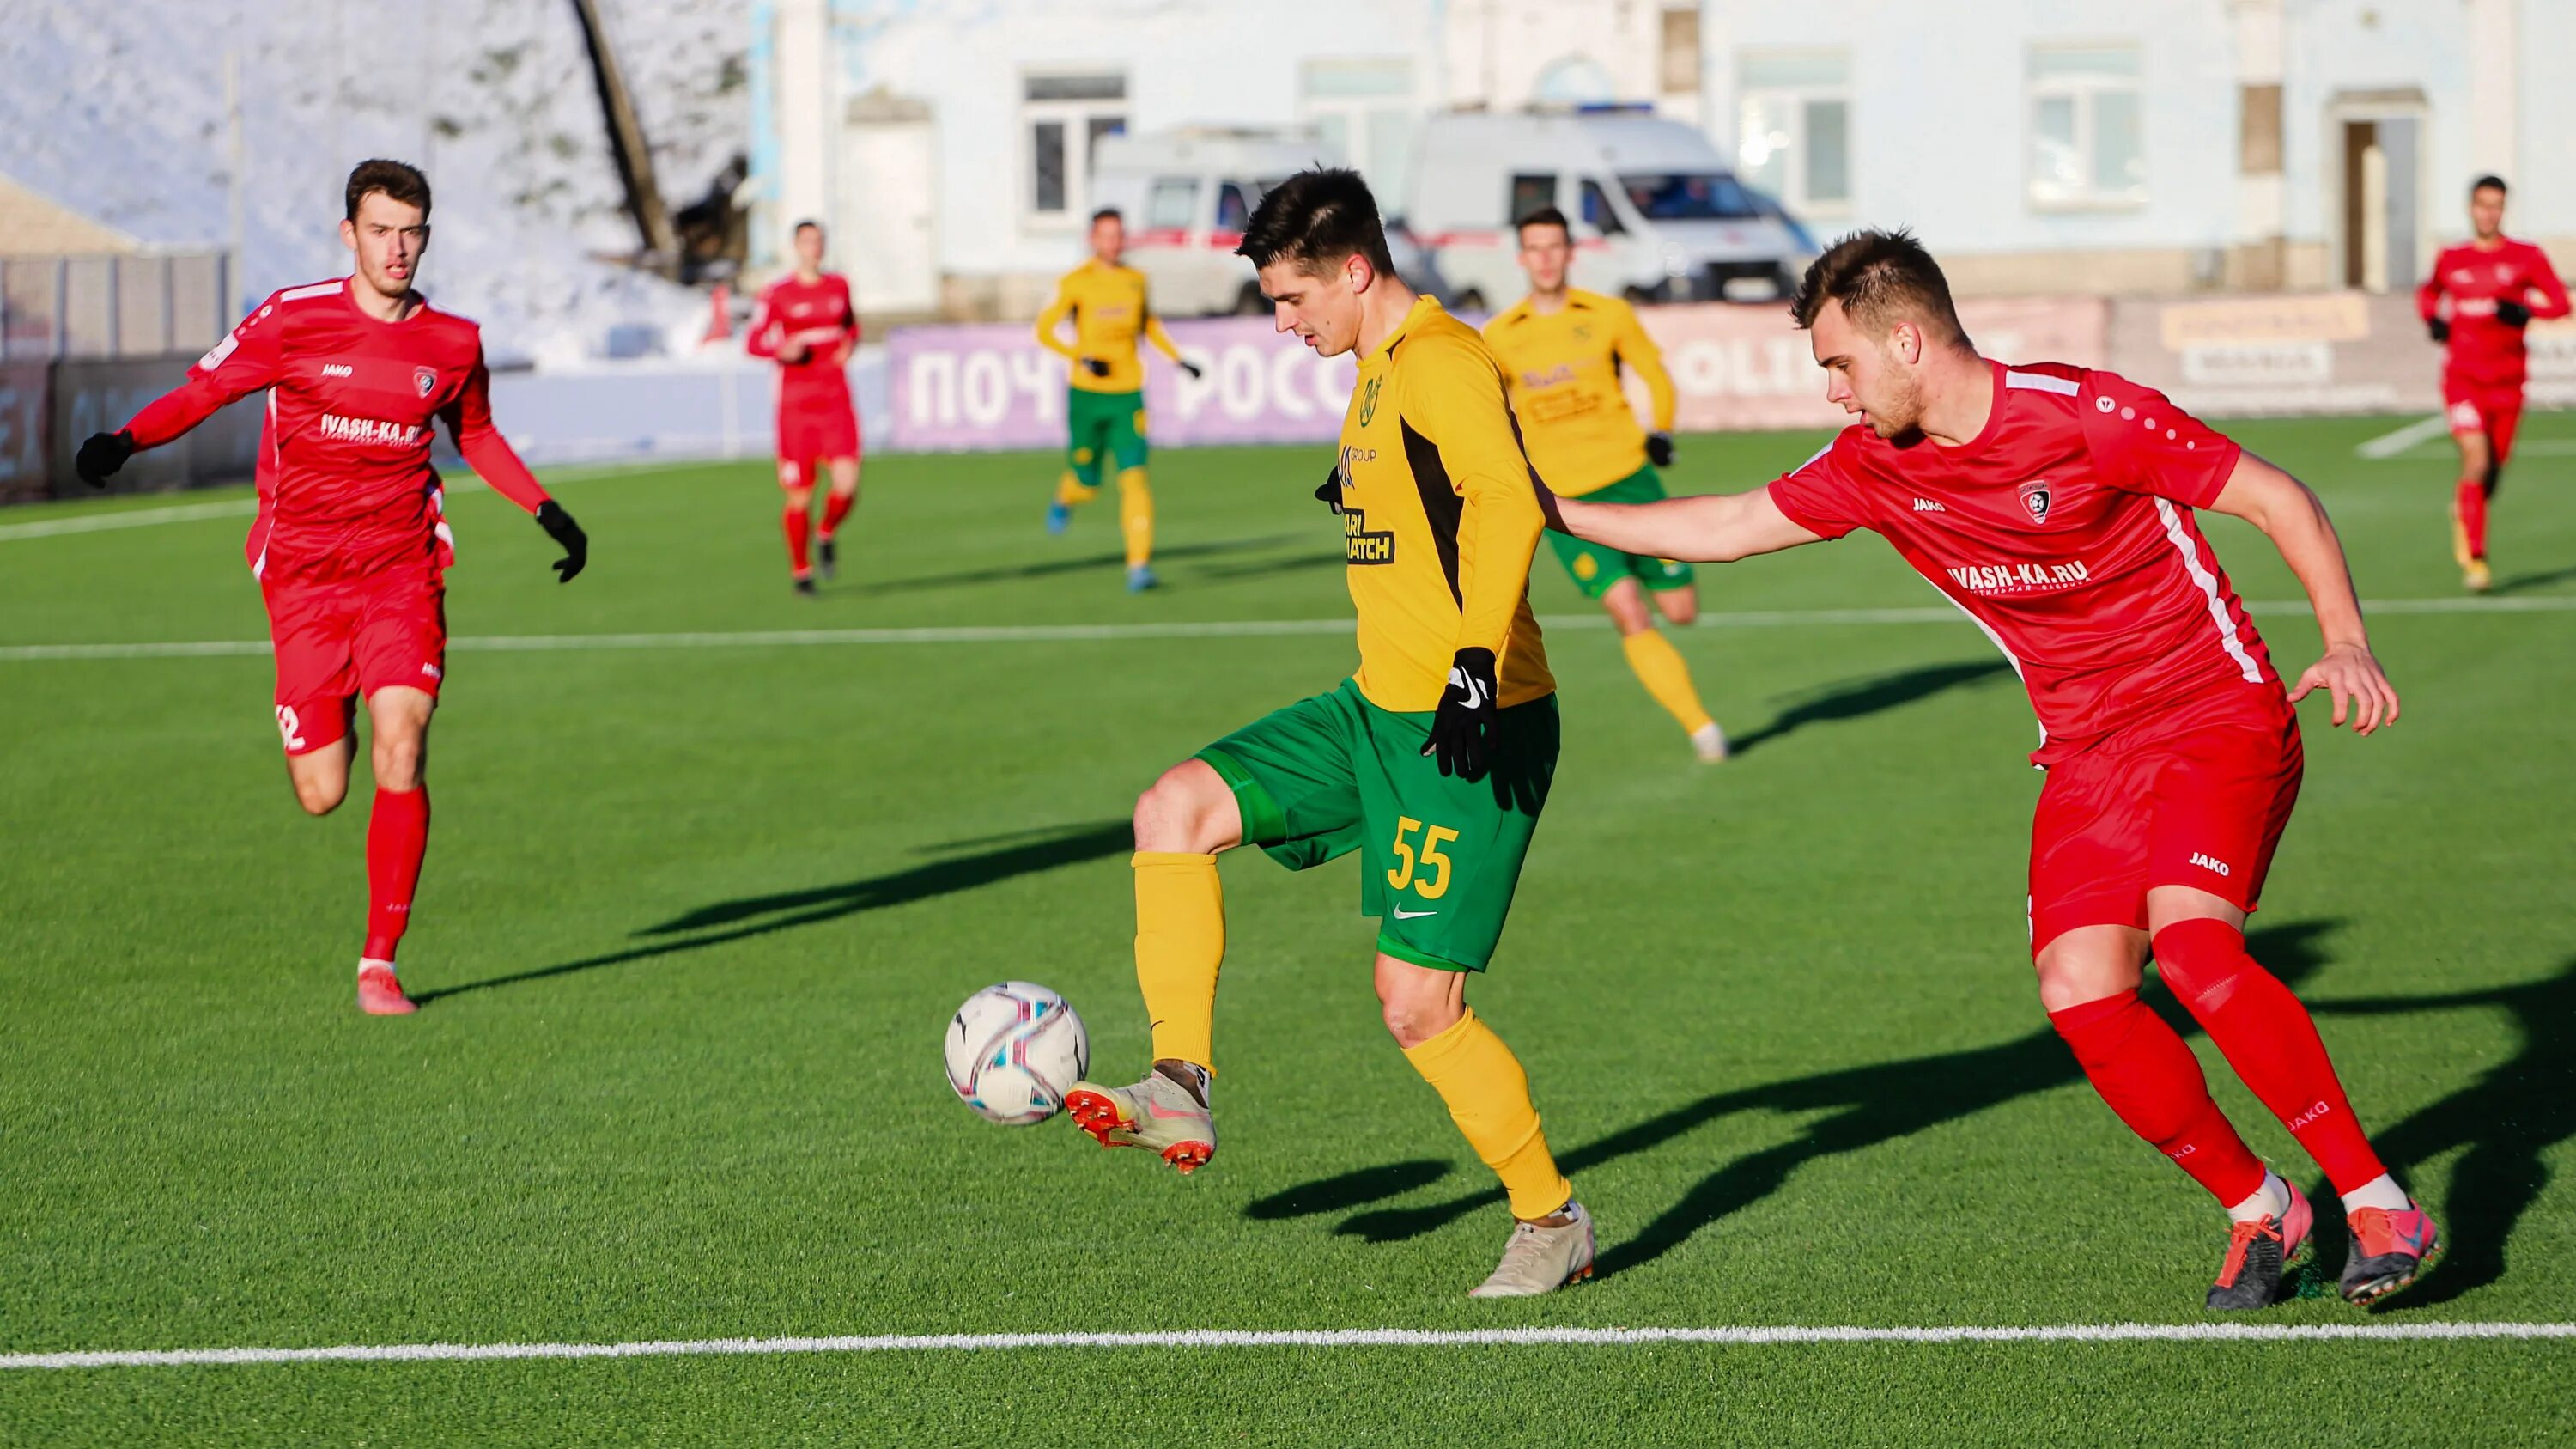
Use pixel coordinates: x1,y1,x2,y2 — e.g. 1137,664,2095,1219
1546,465,1696,600
1195,679,1559,972
1066,387,1149,489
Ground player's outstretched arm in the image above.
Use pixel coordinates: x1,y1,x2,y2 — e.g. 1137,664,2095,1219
1543,482,1820,563
1141,307,1200,379
1613,303,1678,466
1031,283,1079,362
79,299,288,486
441,350,587,582
2205,452,2397,735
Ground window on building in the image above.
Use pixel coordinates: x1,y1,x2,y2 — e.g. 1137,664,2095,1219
1024,72,1127,225
1146,178,1200,232
1300,58,1417,207
1509,174,1558,225
1660,8,1701,94
1736,51,1851,216
2027,46,2146,209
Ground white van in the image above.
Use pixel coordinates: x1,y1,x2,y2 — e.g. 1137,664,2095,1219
1406,109,1812,311
1090,130,1337,317
1091,128,1451,315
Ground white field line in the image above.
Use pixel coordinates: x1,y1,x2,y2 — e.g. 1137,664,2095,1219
0,461,713,544
2354,413,2454,460
0,595,2566,662
0,498,258,540
6,1319,2573,1371
0,595,2567,664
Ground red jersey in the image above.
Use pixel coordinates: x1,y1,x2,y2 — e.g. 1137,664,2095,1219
124,277,550,583
747,271,860,405
2416,237,2571,390
1768,362,2276,765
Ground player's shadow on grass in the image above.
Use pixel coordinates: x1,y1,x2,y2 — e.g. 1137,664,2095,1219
1724,659,2013,757
1256,920,2342,1280
850,533,1304,594
410,820,1131,1004
2301,953,2576,1309
2494,562,2576,594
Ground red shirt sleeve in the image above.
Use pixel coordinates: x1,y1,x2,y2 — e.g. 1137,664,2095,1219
745,283,782,359
439,345,550,514
2524,245,2572,321
125,295,287,447
2417,251,2450,323
2077,369,2241,509
1763,434,1871,540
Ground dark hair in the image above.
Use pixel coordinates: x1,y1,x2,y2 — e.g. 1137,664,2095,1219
1091,207,1123,226
1515,205,1571,240
1236,167,1394,277
345,159,431,222
1789,228,1970,348
793,218,823,236
2471,174,2509,197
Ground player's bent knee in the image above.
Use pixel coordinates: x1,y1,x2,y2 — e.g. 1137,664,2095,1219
2032,925,2148,1014
291,777,347,816
1601,580,1653,635
1655,588,1699,627
1374,958,1467,1048
1133,759,1241,855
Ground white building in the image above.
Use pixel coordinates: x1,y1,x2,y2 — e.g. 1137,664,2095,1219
749,0,2573,317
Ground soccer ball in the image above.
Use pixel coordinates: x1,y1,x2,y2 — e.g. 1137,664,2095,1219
944,981,1089,1125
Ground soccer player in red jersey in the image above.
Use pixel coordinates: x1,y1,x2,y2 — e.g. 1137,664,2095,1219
1546,232,2437,1311
74,160,588,1016
746,220,862,594
2417,174,2569,592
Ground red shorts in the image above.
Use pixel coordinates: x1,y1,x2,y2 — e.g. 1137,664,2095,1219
2444,376,2525,465
775,399,860,484
2027,691,2302,953
263,569,447,756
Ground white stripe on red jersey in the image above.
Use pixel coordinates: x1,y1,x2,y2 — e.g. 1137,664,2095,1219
1766,359,2277,764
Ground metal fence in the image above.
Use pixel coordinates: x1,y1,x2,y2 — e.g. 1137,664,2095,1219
0,252,231,362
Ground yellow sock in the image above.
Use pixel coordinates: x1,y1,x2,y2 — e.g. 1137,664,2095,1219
1117,466,1154,569
1621,628,1714,736
1401,1007,1571,1219
1133,851,1222,1070
1055,472,1098,508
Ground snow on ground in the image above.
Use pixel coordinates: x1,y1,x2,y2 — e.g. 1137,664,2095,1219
3,0,749,364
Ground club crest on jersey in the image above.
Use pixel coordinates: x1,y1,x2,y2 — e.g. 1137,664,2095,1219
1358,377,1382,426
414,367,438,399
2017,479,2052,525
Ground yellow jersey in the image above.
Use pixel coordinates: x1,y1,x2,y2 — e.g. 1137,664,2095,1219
1333,295,1554,712
1034,259,1184,393
1481,288,1676,496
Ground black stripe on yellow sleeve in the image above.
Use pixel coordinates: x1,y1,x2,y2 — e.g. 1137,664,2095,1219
1400,417,1464,606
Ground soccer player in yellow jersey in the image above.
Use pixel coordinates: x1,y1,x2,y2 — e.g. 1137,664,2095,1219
1485,206,1726,761
1065,169,1594,1298
1035,207,1202,591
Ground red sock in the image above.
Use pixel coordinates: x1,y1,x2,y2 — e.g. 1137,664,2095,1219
2049,989,2269,1205
819,489,856,539
2455,478,2489,558
782,506,812,576
363,786,430,963
2154,918,2388,1196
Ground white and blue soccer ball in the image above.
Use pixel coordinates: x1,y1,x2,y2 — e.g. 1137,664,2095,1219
944,981,1089,1125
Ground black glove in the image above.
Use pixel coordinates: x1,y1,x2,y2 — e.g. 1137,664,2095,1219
2428,317,2451,345
1180,359,1205,380
1316,465,1345,514
1083,357,1112,379
2497,299,2533,329
1421,647,1500,781
75,430,135,488
536,499,587,583
1644,431,1674,468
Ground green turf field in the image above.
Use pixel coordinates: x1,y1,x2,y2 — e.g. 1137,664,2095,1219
2,415,2571,1445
